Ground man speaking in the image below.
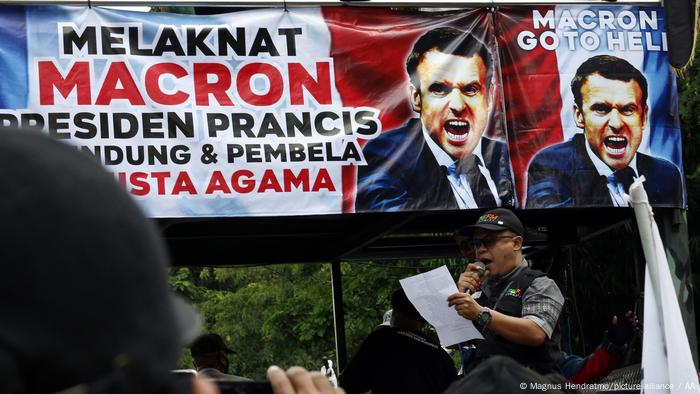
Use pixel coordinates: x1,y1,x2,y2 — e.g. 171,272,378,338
526,55,683,208
355,27,515,212
447,208,564,374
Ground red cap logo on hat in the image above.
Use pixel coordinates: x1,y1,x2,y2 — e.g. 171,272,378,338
457,209,524,237
478,213,500,223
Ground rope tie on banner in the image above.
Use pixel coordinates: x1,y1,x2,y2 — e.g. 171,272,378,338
488,3,498,52
488,3,498,18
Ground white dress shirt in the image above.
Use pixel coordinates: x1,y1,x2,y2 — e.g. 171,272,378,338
422,124,501,208
584,138,639,207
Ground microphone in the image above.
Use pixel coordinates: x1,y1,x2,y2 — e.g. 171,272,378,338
467,260,486,295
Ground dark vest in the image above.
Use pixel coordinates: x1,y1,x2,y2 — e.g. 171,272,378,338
472,268,561,375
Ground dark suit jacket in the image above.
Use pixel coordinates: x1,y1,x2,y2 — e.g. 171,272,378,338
526,133,684,208
356,119,515,212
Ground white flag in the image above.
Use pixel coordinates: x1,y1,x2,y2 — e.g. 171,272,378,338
629,177,700,394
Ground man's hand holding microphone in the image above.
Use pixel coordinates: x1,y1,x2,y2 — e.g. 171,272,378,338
448,261,487,321
457,261,486,294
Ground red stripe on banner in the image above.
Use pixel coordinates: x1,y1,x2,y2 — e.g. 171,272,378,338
497,7,564,206
322,7,423,213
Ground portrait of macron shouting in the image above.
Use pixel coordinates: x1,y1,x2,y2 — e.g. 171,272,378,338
447,209,565,375
526,55,683,208
355,27,515,212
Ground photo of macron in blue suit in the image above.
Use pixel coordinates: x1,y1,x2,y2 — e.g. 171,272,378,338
526,55,683,208
356,27,515,212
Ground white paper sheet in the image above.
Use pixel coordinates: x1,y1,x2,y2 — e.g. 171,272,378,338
399,265,483,347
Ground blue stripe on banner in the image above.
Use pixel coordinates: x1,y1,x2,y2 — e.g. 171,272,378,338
0,6,27,109
640,6,683,170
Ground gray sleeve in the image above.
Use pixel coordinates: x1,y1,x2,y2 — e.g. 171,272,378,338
521,277,564,339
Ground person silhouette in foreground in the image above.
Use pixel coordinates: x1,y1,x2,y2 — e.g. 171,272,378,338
340,287,456,394
0,128,206,394
0,128,343,394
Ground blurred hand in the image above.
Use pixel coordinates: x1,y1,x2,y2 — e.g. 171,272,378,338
267,366,345,394
608,310,640,346
457,263,485,293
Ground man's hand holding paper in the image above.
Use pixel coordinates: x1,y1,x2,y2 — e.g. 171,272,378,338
399,266,483,346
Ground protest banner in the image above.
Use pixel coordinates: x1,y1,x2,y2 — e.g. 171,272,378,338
0,6,684,217
499,6,685,209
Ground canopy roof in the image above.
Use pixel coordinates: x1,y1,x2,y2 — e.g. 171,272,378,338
159,207,643,266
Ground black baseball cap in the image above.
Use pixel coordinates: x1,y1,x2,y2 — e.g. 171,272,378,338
457,208,525,236
190,333,235,357
442,355,563,394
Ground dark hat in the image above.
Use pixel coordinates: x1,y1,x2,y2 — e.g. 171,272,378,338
457,208,524,237
0,129,201,393
442,355,566,394
191,333,235,357
391,287,426,323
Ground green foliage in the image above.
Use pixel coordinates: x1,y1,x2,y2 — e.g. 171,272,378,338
170,264,332,378
678,40,700,315
340,259,462,355
679,51,700,175
170,259,460,379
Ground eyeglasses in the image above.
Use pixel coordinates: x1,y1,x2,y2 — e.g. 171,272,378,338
458,235,517,251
